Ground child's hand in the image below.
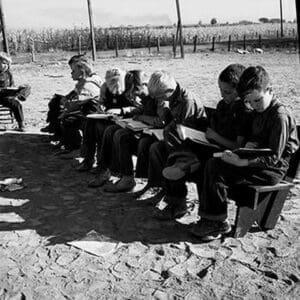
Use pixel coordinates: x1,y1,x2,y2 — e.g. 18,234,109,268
221,150,248,167
132,115,141,121
205,127,218,141
244,141,259,149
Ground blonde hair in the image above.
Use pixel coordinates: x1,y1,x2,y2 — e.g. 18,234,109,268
105,68,126,94
148,70,177,98
0,52,12,65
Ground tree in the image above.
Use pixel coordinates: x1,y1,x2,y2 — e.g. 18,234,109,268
210,18,217,25
259,17,269,23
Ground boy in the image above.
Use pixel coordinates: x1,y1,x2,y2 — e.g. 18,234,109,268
191,65,299,241
135,70,207,197
0,52,31,131
155,64,253,220
77,69,149,172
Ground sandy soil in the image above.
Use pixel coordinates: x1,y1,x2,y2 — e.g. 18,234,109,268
0,50,299,299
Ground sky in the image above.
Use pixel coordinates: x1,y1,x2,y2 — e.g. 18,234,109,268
2,0,297,29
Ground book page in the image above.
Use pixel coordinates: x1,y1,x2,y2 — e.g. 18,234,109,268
143,129,164,141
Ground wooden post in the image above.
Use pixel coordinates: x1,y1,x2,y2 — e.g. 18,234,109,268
30,38,35,62
243,34,246,50
228,35,231,52
115,35,119,57
0,0,9,54
211,36,215,51
130,32,133,49
172,34,176,57
106,35,110,50
258,34,262,48
277,30,279,38
147,35,151,54
156,36,160,53
87,0,96,61
175,0,184,58
280,0,284,37
78,35,82,54
193,35,197,53
296,0,300,62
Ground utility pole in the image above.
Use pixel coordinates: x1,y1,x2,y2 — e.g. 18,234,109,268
175,0,184,58
0,0,9,54
296,0,300,62
87,0,96,61
280,0,284,37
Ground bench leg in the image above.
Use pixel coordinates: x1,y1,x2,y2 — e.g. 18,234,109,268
234,206,257,238
258,189,290,230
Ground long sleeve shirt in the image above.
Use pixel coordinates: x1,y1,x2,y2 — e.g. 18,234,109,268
0,69,14,89
247,98,299,172
211,99,253,141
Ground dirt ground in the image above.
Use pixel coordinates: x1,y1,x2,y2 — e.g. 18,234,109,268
0,50,299,299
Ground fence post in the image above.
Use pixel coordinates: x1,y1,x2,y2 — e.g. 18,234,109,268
78,35,82,54
277,30,279,38
243,34,246,50
147,35,151,54
130,32,133,49
228,35,231,52
211,36,215,51
172,34,176,57
156,36,160,53
106,35,110,50
30,38,35,62
193,35,197,53
218,35,221,42
115,35,119,57
258,34,262,48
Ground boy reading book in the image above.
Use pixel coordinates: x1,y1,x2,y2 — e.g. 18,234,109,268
154,64,253,220
191,65,299,241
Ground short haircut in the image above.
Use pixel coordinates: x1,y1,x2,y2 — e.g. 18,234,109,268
219,64,246,87
68,53,89,66
105,68,126,94
125,70,148,93
148,70,177,98
237,66,271,98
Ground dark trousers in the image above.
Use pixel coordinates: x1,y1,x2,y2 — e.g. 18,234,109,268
148,141,171,187
0,97,24,125
135,135,157,178
46,94,65,136
98,124,121,172
199,158,285,221
82,119,112,163
60,116,85,150
113,128,138,176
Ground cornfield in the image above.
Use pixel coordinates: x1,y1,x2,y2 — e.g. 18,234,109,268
7,22,297,54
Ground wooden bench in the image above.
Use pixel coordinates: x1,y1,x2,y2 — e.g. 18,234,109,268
204,106,300,238
0,104,14,125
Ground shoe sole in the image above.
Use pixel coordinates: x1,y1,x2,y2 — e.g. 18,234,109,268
191,226,232,241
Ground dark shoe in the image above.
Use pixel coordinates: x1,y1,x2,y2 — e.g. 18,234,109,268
190,219,231,241
103,175,136,193
154,202,187,221
13,126,26,132
76,160,94,172
88,169,111,188
40,125,54,133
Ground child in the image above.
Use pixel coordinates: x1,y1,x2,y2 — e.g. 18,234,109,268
191,65,299,241
0,52,31,131
134,70,207,197
155,64,253,220
77,69,149,172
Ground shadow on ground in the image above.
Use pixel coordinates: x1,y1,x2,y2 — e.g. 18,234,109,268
0,132,202,245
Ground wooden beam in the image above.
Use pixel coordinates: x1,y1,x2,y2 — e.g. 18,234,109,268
296,0,300,62
175,0,184,58
280,0,284,37
0,0,9,54
87,0,96,61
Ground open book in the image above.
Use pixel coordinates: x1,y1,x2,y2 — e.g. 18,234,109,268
176,124,221,150
114,118,152,132
143,128,164,141
86,113,113,120
213,148,273,158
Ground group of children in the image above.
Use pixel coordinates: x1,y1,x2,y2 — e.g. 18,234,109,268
19,53,300,241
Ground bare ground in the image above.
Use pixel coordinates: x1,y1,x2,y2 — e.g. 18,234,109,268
0,50,299,299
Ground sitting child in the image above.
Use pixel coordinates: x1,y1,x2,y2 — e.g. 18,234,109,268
77,68,149,172
0,52,31,131
155,63,253,220
191,65,299,241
